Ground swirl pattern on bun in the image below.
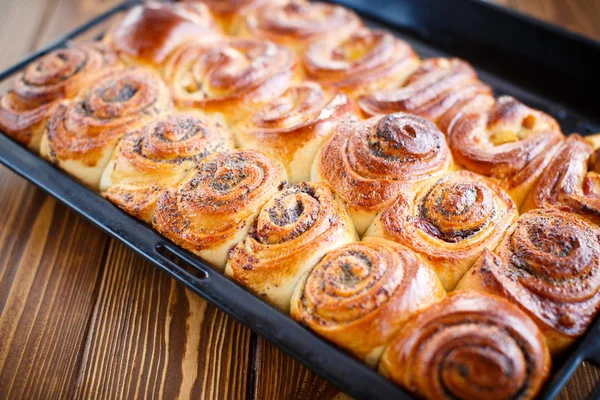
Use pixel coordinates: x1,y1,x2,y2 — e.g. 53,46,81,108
366,170,518,290
100,112,234,222
448,96,564,207
522,135,600,224
153,149,287,269
379,291,551,400
358,58,492,124
303,28,419,97
163,38,298,126
241,1,361,52
235,82,354,183
226,182,357,311
291,237,445,366
312,113,454,234
457,208,600,354
40,67,173,189
0,43,120,151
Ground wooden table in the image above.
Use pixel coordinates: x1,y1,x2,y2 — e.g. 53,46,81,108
0,1,599,399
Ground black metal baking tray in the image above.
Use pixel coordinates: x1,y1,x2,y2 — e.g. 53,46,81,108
1,0,599,399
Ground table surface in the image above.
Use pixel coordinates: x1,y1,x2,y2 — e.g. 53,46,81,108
0,1,599,399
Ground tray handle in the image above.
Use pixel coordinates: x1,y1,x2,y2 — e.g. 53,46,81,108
153,241,211,285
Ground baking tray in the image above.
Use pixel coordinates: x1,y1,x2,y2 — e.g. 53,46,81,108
1,0,599,399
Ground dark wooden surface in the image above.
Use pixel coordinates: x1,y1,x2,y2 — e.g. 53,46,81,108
0,0,598,399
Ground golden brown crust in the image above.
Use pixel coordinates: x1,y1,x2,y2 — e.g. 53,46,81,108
456,209,600,354
303,28,419,97
0,43,120,150
241,1,361,51
367,170,518,290
358,58,492,124
102,112,234,223
191,0,292,33
162,38,298,125
448,95,564,207
235,82,354,182
312,113,453,232
41,67,173,189
152,149,287,269
523,135,600,224
379,291,551,400
107,2,221,66
291,237,445,366
225,182,357,311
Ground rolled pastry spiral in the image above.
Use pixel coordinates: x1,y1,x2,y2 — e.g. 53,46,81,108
303,28,420,97
100,112,234,223
235,82,354,183
448,95,564,207
456,208,600,354
291,237,445,366
379,291,551,400
358,58,492,124
225,182,357,312
40,67,173,189
522,135,600,224
312,113,454,235
241,1,361,52
366,170,518,290
162,38,298,126
106,2,221,67
153,149,287,269
186,0,291,34
0,43,120,151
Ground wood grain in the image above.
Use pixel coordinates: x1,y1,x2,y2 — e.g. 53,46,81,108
0,196,109,398
252,338,343,400
491,0,600,40
0,1,599,400
74,241,252,400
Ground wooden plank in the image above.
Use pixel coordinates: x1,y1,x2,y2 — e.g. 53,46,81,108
490,0,600,40
252,338,345,400
0,195,109,398
74,241,253,400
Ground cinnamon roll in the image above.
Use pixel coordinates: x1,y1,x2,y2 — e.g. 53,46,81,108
456,208,600,354
379,291,551,400
358,58,492,124
240,1,361,52
311,113,454,235
366,170,517,290
153,149,287,269
190,0,291,34
225,182,357,312
0,43,119,151
291,237,445,366
303,28,420,97
235,82,354,183
106,2,221,67
162,38,298,126
100,112,234,223
448,95,564,207
522,135,600,224
40,67,173,190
